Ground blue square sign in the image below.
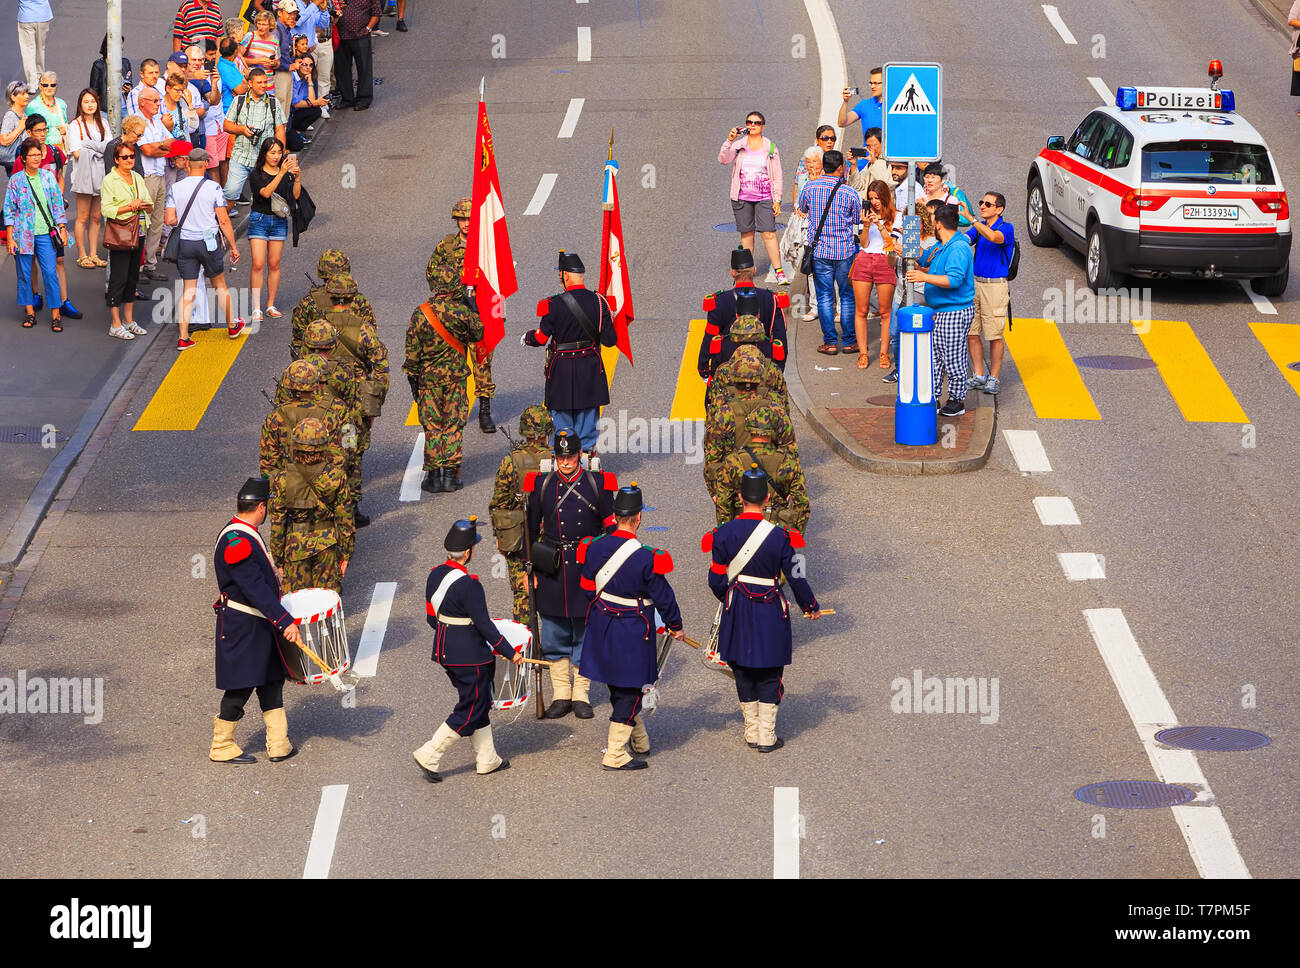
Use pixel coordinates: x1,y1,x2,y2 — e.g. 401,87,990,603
882,63,942,162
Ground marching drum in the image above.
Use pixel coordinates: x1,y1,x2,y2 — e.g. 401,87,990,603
275,588,350,689
701,603,734,679
491,620,534,721
642,610,675,714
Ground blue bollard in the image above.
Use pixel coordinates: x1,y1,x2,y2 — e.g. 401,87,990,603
895,305,938,445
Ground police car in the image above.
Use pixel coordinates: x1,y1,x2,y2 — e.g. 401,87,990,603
1026,64,1291,296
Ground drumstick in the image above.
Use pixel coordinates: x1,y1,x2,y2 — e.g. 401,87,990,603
499,654,553,667
808,608,836,616
656,627,703,650
292,631,335,676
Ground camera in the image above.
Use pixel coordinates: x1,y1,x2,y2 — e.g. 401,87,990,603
849,147,868,159
247,128,264,143
846,86,859,96
735,124,749,136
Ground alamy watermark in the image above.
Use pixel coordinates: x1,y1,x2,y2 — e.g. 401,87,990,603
595,410,704,465
890,668,999,724
1043,280,1152,330
0,670,103,724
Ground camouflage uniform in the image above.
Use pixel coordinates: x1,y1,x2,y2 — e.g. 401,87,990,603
488,406,555,626
322,273,390,515
428,197,496,404
711,341,788,404
260,360,342,478
713,405,810,531
703,349,798,498
268,418,356,594
403,262,484,490
291,250,379,361
297,319,365,489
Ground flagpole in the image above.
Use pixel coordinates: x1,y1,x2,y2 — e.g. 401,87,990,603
479,76,484,100
608,127,614,163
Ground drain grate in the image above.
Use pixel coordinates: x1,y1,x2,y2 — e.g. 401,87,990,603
1156,726,1270,752
1073,780,1196,808
1074,355,1157,370
0,425,69,444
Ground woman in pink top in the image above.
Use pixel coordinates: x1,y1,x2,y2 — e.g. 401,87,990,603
718,111,787,285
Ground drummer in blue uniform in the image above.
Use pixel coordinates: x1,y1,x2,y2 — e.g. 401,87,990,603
702,465,820,753
412,516,523,783
522,250,618,455
699,245,789,373
210,476,303,765
576,483,685,772
524,428,618,720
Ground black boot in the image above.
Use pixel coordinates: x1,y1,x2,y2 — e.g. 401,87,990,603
478,398,497,433
420,470,439,493
445,465,464,491
354,508,370,528
542,699,572,719
430,469,448,493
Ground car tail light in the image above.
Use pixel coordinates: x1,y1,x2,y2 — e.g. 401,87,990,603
1256,192,1289,219
1120,190,1164,217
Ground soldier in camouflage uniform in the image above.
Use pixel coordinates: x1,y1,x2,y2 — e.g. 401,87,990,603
488,405,555,627
297,319,364,491
708,325,789,407
260,360,340,478
712,405,810,531
291,250,379,361
703,349,798,499
322,273,389,526
427,197,498,433
404,261,484,494
268,418,355,594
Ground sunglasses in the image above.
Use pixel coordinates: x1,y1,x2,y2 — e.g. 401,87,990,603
979,201,998,207
817,135,836,142
746,120,765,126
40,83,57,88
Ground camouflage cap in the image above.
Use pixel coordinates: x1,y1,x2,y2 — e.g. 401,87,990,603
427,260,464,295
281,358,321,392
317,249,350,279
746,404,780,437
726,345,767,382
303,319,337,350
291,416,330,450
730,314,765,344
451,196,472,218
326,272,359,297
518,404,554,440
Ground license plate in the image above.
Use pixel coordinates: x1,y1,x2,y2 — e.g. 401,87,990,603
1182,205,1239,220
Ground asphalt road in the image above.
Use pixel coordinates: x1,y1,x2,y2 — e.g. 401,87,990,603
0,0,1296,883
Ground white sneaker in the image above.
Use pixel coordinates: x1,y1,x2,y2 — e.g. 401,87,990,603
320,106,331,119
774,268,789,286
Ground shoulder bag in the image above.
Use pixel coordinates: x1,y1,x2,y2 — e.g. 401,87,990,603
799,175,845,276
161,177,205,263
104,173,142,250
25,173,64,256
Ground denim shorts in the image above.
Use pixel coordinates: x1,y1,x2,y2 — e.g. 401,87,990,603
247,210,288,241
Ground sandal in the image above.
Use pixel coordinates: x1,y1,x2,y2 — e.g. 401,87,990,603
91,255,107,267
857,353,870,369
22,313,35,328
125,321,147,335
842,342,859,353
77,255,97,269
265,305,282,318
250,310,263,322
879,353,891,369
108,326,135,340
816,344,839,355
51,317,63,333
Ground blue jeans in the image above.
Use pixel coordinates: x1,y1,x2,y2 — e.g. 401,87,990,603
539,615,586,664
223,158,255,202
14,234,60,308
813,254,855,346
551,407,599,451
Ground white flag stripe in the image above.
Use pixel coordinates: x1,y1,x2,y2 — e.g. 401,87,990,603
475,186,508,291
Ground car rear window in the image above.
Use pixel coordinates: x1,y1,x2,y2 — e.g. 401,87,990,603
1141,141,1275,185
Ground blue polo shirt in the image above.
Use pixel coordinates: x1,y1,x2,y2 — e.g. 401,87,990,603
966,216,1016,279
851,96,883,169
923,233,975,311
217,57,244,114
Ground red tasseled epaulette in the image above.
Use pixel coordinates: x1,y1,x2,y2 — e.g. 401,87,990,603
536,298,550,316
775,292,790,308
652,548,674,575
522,471,538,492
702,294,716,311
223,535,251,565
704,323,720,337
576,536,593,564
700,530,714,553
787,528,806,549
709,336,722,353
579,574,596,591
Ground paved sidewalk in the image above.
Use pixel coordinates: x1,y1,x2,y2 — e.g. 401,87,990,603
1250,0,1296,37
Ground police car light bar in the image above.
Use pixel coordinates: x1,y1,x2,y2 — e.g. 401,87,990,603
1116,86,1235,112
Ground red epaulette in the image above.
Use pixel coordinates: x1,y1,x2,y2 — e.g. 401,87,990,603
651,548,674,575
704,322,720,337
772,339,786,362
522,471,538,492
787,528,806,549
579,574,596,591
602,471,618,491
223,534,251,565
536,298,550,316
700,530,714,553
702,294,716,312
709,560,728,575
576,535,594,564
775,292,790,309
709,336,723,353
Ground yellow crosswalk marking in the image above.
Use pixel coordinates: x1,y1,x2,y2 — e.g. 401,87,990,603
133,331,248,431
1249,323,1300,401
669,320,708,421
1003,317,1100,420
1139,320,1248,423
406,351,477,426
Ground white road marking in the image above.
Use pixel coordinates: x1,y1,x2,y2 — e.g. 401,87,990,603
522,173,558,215
353,582,397,678
577,26,592,61
1087,76,1113,105
1034,496,1080,526
577,0,588,4
1238,280,1277,315
802,0,847,127
1041,5,1077,44
1002,429,1052,474
1058,552,1106,580
1082,609,1250,879
399,433,426,502
557,97,584,139
303,785,349,879
773,787,799,879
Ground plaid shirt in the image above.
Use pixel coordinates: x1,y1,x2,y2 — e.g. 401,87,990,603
797,175,862,261
227,91,284,168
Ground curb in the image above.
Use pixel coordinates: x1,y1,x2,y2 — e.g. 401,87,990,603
1247,0,1291,38
784,317,997,475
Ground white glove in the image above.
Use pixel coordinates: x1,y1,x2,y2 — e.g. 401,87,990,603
520,332,529,347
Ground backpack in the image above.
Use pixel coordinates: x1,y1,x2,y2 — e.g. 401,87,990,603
1005,239,1021,282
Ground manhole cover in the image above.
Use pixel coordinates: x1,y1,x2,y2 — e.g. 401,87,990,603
1074,355,1157,370
714,223,786,232
1073,780,1196,808
1288,361,1300,372
865,394,896,407
0,425,68,444
1155,726,1270,751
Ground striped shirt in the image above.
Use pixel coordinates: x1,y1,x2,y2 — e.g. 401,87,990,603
797,175,862,261
172,0,224,47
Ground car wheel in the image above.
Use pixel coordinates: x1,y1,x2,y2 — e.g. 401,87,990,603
1026,177,1061,247
1251,263,1289,298
1085,221,1121,292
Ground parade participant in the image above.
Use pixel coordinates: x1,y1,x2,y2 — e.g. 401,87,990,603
522,250,617,454
322,271,388,525
405,261,483,494
576,483,685,771
713,405,810,530
489,405,555,628
267,417,353,594
699,245,788,369
297,319,362,481
428,196,498,433
699,305,787,405
710,342,788,406
703,465,820,752
259,358,336,477
210,476,302,765
703,352,797,498
524,429,618,719
412,517,523,783
291,248,378,360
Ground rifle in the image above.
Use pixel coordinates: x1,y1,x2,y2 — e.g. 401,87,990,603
501,425,547,719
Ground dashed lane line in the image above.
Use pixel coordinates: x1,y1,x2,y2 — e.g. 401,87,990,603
577,26,592,61
558,97,585,138
353,582,397,678
1033,496,1080,526
773,787,799,878
1058,552,1106,580
1041,4,1078,44
522,173,558,216
399,433,426,502
1002,429,1052,474
303,784,349,879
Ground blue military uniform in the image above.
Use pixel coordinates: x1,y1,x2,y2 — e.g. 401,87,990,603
213,517,296,690
698,286,789,378
524,286,618,412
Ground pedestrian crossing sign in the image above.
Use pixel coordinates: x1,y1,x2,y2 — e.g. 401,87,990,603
883,63,942,162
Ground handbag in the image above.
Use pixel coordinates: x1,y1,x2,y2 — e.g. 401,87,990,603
104,172,142,250
161,176,204,263
800,175,845,275
25,173,64,256
291,183,316,248
270,191,291,218
529,535,562,576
